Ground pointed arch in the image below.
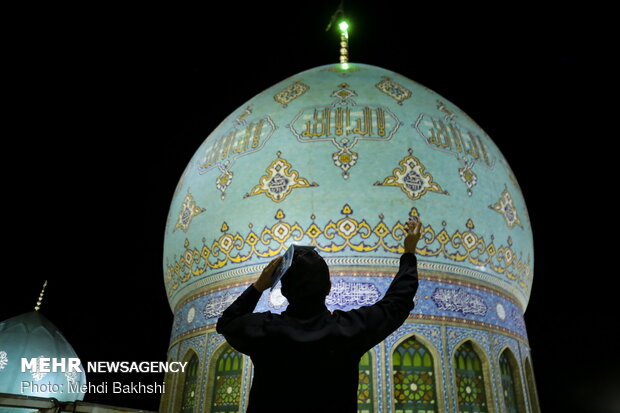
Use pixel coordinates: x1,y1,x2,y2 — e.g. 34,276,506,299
207,343,245,413
390,333,445,413
159,356,176,413
171,349,201,413
498,347,526,413
357,348,377,413
523,356,540,413
452,339,495,413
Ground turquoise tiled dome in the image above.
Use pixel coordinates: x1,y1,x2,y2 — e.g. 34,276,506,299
161,63,536,413
163,63,532,311
0,311,86,404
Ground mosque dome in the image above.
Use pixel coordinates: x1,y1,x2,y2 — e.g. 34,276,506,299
161,63,537,413
164,63,532,311
0,311,86,404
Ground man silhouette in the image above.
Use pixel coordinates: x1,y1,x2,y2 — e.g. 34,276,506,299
216,216,422,413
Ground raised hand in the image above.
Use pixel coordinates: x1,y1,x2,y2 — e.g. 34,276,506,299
404,217,423,254
253,256,284,292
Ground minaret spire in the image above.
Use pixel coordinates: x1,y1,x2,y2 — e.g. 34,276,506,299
34,280,48,311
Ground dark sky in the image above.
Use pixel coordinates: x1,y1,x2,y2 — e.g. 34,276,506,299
3,2,615,413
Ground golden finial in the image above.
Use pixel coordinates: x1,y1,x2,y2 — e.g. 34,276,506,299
326,0,350,69
34,280,48,311
338,21,349,66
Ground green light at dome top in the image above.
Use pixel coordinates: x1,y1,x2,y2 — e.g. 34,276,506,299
341,62,350,70
339,20,349,33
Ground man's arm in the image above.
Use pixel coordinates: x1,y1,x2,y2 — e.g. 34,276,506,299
343,217,422,351
215,256,282,354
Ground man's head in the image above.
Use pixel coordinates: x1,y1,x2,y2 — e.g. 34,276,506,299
280,248,331,304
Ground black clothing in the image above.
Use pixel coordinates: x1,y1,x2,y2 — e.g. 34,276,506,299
216,252,418,413
281,247,330,301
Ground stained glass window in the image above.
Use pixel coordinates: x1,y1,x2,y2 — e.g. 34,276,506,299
181,353,199,413
392,336,438,413
499,349,523,413
524,358,540,413
454,341,488,413
211,345,243,413
358,351,374,413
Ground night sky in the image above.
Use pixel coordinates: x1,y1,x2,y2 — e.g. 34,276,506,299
3,2,615,413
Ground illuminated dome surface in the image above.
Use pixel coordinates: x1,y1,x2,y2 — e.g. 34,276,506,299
0,312,86,404
161,63,536,413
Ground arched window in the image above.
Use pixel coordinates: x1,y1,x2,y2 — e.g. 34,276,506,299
181,353,199,413
499,349,525,413
210,345,243,413
358,350,374,413
159,366,174,413
524,358,540,413
454,341,488,413
393,336,438,412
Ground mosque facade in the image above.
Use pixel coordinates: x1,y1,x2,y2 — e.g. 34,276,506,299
161,63,539,413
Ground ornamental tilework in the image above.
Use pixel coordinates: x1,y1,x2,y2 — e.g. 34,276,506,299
65,371,78,387
179,336,206,362
373,344,384,413
416,280,526,339
446,328,490,353
358,354,372,407
170,274,527,344
326,279,381,308
204,334,252,413
332,82,358,105
242,351,251,413
509,309,527,338
493,334,530,413
178,335,207,412
162,62,537,413
385,324,445,413
431,287,488,317
273,81,309,107
165,64,533,315
168,343,180,363
375,77,412,105
174,192,205,233
414,100,496,196
235,105,253,126
0,351,7,370
197,115,277,199
205,333,227,365
165,205,531,300
215,163,234,200
186,306,196,324
519,343,535,413
446,327,499,413
170,304,531,413
490,185,523,230
30,355,49,381
266,278,384,311
170,325,531,413
288,83,402,178
244,151,318,202
458,163,478,196
203,290,243,319
492,335,522,364
373,148,448,200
